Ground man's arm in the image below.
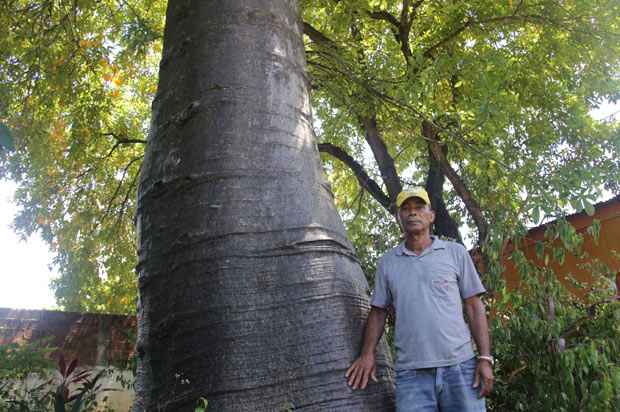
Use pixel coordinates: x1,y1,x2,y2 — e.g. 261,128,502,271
464,295,494,397
345,306,388,390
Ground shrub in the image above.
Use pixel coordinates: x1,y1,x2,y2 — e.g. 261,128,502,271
0,344,113,412
487,245,620,411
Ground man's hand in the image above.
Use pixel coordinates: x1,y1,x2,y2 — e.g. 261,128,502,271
472,359,494,397
345,354,377,390
346,306,387,390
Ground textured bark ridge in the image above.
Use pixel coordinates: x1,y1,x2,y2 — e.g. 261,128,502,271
133,1,394,410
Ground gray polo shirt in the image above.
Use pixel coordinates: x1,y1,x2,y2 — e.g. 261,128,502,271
371,237,486,370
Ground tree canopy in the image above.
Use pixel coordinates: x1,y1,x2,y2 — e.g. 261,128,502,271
1,0,619,314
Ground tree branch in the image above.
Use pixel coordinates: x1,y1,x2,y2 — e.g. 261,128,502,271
100,155,143,225
302,21,339,49
113,161,141,235
425,142,462,242
304,22,403,210
367,1,425,62
102,132,147,145
423,120,488,244
423,14,572,59
397,0,420,60
349,189,365,224
318,142,391,210
360,115,402,204
366,10,400,28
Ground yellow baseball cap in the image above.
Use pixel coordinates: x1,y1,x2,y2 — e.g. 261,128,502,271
396,187,431,208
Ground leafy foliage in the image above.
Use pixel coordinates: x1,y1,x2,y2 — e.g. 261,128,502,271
0,340,54,381
0,347,112,412
0,123,15,151
0,0,166,313
487,238,620,411
303,0,620,248
1,0,619,315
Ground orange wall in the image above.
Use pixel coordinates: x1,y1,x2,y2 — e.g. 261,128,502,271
501,199,620,299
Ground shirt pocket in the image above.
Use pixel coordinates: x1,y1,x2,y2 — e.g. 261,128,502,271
431,276,458,299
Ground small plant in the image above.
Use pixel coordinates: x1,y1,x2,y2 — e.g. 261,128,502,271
0,339,56,411
52,353,109,412
0,339,55,380
0,345,113,412
194,397,209,412
280,401,295,412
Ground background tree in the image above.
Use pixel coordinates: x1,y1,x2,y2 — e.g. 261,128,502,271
303,0,620,253
0,0,165,312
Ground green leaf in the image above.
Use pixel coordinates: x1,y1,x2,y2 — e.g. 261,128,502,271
569,198,582,213
532,206,541,224
586,219,601,243
553,246,565,265
70,394,84,412
55,391,66,412
535,241,544,259
583,199,595,216
0,123,15,151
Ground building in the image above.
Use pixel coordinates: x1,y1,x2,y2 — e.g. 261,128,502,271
500,195,620,299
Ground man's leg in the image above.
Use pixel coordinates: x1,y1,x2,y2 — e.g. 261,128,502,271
437,357,486,412
395,368,439,412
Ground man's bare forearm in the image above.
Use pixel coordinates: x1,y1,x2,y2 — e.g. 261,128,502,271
465,296,491,356
360,306,388,357
465,295,495,396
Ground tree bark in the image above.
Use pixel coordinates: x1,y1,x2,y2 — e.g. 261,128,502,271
133,1,394,410
318,142,391,210
360,115,402,205
423,120,488,244
425,144,463,243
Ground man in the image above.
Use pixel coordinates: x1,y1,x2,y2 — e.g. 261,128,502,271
346,188,493,411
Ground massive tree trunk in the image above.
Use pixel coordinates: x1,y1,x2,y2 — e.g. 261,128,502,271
133,1,394,410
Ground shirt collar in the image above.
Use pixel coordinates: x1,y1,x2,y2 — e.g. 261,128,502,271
396,236,446,256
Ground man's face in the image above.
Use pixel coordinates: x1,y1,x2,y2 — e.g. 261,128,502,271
398,197,435,235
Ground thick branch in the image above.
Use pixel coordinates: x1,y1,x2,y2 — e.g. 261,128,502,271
367,1,425,62
423,120,488,243
397,0,419,60
318,142,391,210
303,22,337,47
307,19,403,212
425,142,462,242
360,116,402,204
366,10,400,28
303,22,401,212
366,10,402,57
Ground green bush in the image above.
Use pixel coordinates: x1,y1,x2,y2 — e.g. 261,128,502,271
486,238,620,411
0,344,113,412
0,339,54,381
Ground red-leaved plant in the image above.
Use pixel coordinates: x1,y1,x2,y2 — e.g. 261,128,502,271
53,354,108,412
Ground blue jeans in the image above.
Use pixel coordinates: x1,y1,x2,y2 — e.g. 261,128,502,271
395,357,486,412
